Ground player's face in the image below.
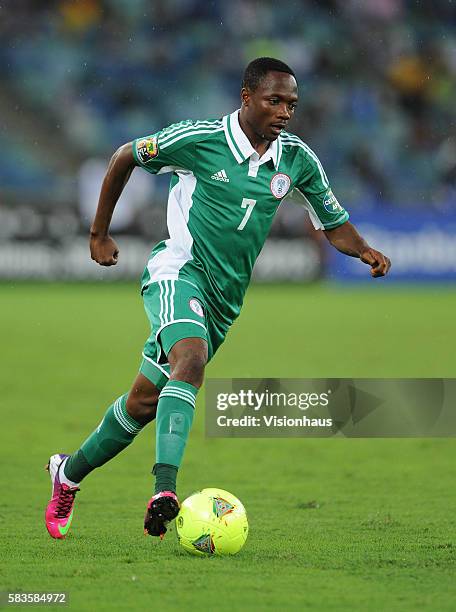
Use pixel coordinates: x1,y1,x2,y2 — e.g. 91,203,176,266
242,71,298,141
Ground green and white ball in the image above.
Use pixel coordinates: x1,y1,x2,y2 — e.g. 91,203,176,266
176,488,248,556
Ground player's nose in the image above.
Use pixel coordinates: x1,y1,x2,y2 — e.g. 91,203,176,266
276,104,291,120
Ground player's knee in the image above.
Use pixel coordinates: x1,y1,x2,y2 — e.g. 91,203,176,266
126,392,158,424
168,338,208,387
170,351,206,388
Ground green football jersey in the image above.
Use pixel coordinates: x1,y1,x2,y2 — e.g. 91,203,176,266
132,109,349,325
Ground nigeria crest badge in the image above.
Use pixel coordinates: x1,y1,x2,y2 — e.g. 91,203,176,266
270,173,291,199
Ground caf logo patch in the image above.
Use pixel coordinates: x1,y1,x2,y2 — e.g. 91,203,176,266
323,189,342,213
136,136,158,163
189,298,204,318
270,173,291,199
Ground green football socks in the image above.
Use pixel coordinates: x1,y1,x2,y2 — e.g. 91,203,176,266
153,380,197,494
64,393,144,483
63,382,198,492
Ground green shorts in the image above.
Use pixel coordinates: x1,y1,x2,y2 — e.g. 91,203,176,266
139,279,228,390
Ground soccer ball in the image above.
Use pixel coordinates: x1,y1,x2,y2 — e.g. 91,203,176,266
176,488,248,556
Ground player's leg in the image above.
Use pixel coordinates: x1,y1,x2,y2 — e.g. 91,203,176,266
64,374,160,480
154,336,207,493
144,336,207,537
45,373,159,539
140,279,210,536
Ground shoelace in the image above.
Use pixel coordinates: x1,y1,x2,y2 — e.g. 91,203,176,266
55,486,80,519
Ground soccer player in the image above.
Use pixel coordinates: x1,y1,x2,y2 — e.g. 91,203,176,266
45,57,390,540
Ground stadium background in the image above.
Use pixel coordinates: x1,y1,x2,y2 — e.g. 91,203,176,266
1,0,455,281
1,2,456,611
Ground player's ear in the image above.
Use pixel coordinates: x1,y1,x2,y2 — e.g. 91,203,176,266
241,87,250,107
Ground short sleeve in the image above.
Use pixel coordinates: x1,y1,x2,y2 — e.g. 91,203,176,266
295,151,349,230
132,121,197,175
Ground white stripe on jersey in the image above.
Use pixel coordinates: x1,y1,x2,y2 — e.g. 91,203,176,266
159,120,222,146
145,171,197,286
161,126,224,150
292,188,325,230
281,135,329,188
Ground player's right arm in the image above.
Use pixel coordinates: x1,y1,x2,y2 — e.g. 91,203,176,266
90,120,216,265
90,142,137,266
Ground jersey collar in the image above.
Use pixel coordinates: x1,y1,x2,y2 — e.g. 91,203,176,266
223,109,282,170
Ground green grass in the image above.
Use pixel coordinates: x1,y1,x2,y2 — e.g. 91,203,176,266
1,283,456,611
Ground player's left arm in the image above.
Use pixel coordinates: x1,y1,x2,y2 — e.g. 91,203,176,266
294,148,391,278
324,220,391,277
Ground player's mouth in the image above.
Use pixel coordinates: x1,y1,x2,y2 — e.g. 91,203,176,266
270,123,286,135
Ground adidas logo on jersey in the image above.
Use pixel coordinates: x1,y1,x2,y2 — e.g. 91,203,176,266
211,169,230,182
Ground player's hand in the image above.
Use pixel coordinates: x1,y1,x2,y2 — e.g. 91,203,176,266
90,234,119,266
360,248,391,277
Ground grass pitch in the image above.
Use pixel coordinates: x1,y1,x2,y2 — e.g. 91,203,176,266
1,283,456,611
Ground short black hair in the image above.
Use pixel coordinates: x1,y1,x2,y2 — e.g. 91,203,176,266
242,57,296,91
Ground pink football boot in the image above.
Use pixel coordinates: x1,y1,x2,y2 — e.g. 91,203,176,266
45,454,80,539
144,491,179,538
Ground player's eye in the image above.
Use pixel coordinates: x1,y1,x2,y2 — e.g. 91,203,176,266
269,99,280,105
289,103,297,111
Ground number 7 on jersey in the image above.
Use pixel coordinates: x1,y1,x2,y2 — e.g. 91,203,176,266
237,198,257,231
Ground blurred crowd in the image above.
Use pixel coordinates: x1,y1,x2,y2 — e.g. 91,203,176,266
1,0,455,229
